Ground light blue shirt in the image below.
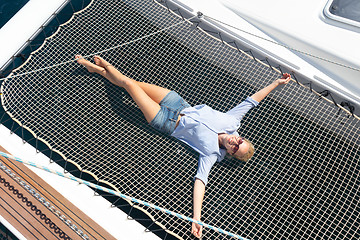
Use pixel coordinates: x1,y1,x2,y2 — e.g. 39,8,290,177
171,97,259,185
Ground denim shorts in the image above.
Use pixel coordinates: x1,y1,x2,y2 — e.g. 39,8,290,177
150,91,191,135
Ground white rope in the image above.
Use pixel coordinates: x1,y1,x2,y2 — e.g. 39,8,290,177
0,15,196,82
0,151,249,240
2,1,359,239
0,159,90,239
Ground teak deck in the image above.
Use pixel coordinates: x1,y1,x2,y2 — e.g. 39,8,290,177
0,146,115,240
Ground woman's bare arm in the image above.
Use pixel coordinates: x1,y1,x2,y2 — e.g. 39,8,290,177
251,73,291,103
192,178,205,238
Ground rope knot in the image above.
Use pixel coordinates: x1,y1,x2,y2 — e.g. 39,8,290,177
338,101,355,117
318,90,330,100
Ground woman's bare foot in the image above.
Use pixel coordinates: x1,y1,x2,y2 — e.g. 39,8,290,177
93,55,112,68
75,55,105,74
93,55,131,87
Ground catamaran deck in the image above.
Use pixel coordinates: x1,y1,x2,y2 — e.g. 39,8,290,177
1,0,359,239
0,0,159,239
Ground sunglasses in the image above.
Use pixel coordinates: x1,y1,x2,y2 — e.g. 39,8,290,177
231,137,244,155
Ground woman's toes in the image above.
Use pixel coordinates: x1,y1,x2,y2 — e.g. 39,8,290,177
75,55,85,63
94,55,111,68
94,56,101,65
75,55,105,74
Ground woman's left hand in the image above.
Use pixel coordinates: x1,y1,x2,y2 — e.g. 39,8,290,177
251,73,292,102
192,222,203,238
275,73,291,85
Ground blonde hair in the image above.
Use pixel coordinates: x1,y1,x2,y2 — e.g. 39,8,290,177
234,138,255,162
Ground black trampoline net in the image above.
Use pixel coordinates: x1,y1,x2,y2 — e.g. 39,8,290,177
1,0,360,239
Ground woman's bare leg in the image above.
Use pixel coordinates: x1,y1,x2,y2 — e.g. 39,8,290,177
122,80,161,123
75,55,168,123
93,55,171,103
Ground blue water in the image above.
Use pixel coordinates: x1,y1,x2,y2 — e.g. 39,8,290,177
0,0,29,29
0,222,19,240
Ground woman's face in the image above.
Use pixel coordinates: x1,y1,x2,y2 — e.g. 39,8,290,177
224,135,249,157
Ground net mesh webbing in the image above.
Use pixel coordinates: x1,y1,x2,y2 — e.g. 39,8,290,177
1,0,360,239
